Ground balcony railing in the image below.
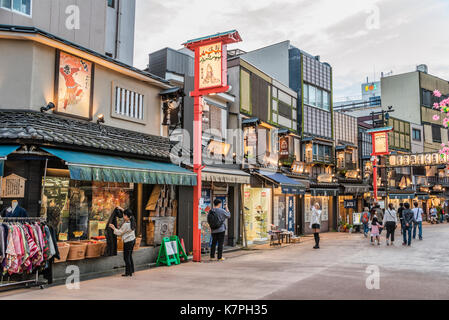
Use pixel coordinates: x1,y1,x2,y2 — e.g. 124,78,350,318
310,155,334,164
427,176,449,185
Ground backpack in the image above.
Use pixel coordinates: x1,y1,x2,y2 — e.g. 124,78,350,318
361,212,369,224
207,209,223,230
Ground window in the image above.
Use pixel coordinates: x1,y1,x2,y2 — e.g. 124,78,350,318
108,0,115,8
412,129,421,141
1,0,31,15
240,69,251,113
422,89,432,107
432,124,441,143
303,84,309,104
309,85,316,106
114,86,144,120
323,91,330,111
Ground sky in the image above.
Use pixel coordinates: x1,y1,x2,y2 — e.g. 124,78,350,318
134,0,449,101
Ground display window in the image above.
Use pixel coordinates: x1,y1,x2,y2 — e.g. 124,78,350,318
243,186,272,243
41,176,134,241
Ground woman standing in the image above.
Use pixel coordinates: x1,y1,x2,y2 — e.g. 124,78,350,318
384,203,398,246
310,203,322,249
109,209,136,277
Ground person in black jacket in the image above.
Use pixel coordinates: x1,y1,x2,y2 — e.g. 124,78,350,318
397,203,404,235
402,202,415,247
104,207,124,256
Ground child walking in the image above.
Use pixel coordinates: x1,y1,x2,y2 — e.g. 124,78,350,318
370,216,382,246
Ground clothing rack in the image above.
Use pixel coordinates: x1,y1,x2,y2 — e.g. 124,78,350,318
0,217,46,290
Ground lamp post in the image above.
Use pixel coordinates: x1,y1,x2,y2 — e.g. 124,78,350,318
183,30,242,262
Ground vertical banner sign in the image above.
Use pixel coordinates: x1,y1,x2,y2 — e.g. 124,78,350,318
279,137,289,159
288,196,295,232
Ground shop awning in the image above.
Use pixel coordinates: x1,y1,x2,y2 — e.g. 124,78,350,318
42,147,196,186
416,194,430,200
255,170,306,194
389,193,415,200
0,145,20,176
343,184,370,194
202,166,250,184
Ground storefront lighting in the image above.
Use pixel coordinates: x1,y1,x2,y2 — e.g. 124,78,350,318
40,102,55,113
97,114,105,124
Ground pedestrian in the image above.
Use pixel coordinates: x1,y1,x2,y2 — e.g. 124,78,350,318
430,205,437,224
361,207,370,238
384,203,398,246
412,202,423,240
398,203,405,235
109,209,136,277
438,205,444,224
208,199,231,261
402,202,415,246
310,202,322,249
370,216,382,246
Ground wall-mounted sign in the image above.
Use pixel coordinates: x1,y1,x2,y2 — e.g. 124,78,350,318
345,170,359,179
55,51,94,120
291,161,305,174
317,173,333,183
199,42,223,90
1,174,27,198
344,200,357,209
279,137,289,159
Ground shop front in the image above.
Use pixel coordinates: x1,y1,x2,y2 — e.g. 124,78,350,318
243,170,305,243
338,184,369,225
304,184,339,233
198,166,250,252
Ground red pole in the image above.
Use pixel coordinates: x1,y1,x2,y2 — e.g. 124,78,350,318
373,157,378,202
192,96,203,263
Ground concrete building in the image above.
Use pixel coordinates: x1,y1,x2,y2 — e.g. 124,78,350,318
0,0,135,65
381,67,449,153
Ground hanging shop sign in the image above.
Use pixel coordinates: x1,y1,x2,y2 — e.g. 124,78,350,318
199,42,224,90
389,152,446,167
1,174,26,198
279,137,289,159
373,131,388,155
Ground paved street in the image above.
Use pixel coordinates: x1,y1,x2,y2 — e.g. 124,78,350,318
1,223,449,300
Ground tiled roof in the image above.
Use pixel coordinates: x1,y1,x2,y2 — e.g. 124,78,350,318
0,110,173,160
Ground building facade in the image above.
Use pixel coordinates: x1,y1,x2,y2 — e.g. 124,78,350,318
0,0,135,64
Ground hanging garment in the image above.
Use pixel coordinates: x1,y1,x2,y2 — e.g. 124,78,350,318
104,208,122,256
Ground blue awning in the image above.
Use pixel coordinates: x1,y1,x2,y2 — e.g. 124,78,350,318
42,147,196,186
256,170,306,194
0,145,20,176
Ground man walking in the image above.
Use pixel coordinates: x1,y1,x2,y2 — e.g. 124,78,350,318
398,203,405,235
402,202,415,246
208,199,231,261
412,202,423,240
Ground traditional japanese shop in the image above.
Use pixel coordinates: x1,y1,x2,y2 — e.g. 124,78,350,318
243,170,305,243
0,111,196,283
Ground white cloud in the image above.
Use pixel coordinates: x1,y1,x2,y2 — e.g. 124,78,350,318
134,0,449,100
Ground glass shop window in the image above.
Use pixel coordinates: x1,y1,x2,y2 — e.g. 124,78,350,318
41,177,134,241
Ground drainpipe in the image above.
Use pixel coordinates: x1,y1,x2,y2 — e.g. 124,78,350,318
114,0,121,60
